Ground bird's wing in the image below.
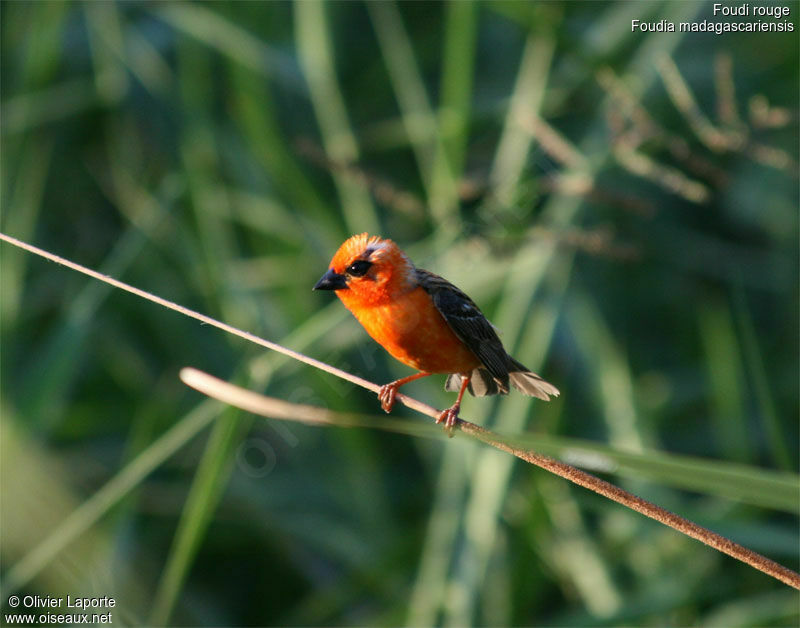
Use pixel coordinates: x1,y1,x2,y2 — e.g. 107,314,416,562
415,268,510,379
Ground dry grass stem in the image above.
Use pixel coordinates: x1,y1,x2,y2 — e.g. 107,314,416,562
597,66,729,186
749,95,794,129
180,367,800,591
0,233,396,403
528,224,641,262
3,231,798,591
657,54,741,152
714,53,743,129
517,113,589,170
655,56,797,174
294,137,426,218
612,145,711,203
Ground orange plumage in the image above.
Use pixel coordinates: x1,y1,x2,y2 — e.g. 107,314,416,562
314,233,559,429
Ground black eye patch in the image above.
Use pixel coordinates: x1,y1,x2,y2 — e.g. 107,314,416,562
345,260,372,277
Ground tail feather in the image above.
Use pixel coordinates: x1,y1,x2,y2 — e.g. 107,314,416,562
444,359,559,400
445,368,508,397
507,357,560,400
508,371,560,400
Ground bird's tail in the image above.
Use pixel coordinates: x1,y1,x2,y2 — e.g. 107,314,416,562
507,357,560,400
445,358,559,400
445,368,508,397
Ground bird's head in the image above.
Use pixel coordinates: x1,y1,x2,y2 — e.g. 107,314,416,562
313,233,415,304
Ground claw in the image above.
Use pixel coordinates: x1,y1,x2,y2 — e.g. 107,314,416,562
378,383,397,413
377,372,432,413
436,404,460,436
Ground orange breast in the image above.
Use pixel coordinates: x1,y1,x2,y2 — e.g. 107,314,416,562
339,286,481,374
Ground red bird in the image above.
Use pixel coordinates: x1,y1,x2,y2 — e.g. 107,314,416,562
314,233,559,429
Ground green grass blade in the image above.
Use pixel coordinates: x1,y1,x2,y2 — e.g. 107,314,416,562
150,403,248,626
733,285,794,470
152,3,302,90
511,434,800,514
3,401,220,594
439,0,478,178
488,32,556,208
0,137,52,323
366,1,460,229
568,294,648,453
294,0,380,236
698,301,752,463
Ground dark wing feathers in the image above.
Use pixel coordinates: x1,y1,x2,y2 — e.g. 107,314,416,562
415,268,510,382
416,268,560,400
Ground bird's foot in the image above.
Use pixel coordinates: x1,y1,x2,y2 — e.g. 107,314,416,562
436,403,460,437
378,383,398,413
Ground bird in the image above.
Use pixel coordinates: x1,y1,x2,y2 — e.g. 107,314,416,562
313,233,559,430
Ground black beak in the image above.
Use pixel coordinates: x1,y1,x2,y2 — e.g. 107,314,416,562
313,268,348,291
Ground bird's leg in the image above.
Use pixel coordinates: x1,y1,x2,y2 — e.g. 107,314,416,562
378,372,432,413
437,374,470,434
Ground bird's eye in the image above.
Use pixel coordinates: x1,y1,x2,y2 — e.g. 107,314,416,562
346,260,372,277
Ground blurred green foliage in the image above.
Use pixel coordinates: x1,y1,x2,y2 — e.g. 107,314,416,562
1,1,798,626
